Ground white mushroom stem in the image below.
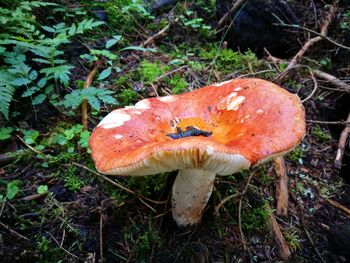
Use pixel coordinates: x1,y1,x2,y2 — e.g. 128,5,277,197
171,168,216,226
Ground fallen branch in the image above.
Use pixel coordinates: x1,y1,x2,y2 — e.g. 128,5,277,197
82,61,103,130
142,18,179,47
313,70,350,93
334,112,350,170
266,203,291,261
306,119,350,125
278,1,338,82
327,199,350,217
273,157,289,216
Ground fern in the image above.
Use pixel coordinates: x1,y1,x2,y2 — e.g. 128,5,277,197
0,1,105,119
59,87,118,111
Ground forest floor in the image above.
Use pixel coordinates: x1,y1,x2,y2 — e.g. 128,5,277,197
0,0,349,262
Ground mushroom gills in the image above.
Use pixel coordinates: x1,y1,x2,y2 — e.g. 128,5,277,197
172,168,216,226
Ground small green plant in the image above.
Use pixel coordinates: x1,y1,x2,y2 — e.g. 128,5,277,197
179,10,212,36
312,125,332,141
242,203,270,232
0,1,105,119
284,230,302,251
37,185,49,194
64,167,84,192
124,221,162,261
37,235,51,253
340,11,350,31
51,124,91,153
58,87,118,113
320,58,332,70
6,180,21,200
288,146,305,164
0,127,14,140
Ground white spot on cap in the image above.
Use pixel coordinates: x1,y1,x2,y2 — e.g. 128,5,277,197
98,110,131,129
114,134,123,139
227,92,238,99
212,79,233,87
234,87,242,91
226,96,246,110
256,109,264,114
135,100,151,109
245,114,250,119
157,96,176,102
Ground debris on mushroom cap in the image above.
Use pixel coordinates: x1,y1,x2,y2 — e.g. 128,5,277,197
89,78,305,175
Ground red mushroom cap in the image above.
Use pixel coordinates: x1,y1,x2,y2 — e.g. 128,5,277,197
89,78,305,175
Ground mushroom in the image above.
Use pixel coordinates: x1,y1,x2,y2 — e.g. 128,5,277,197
89,78,305,226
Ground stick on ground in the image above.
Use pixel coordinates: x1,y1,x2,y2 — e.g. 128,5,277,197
273,157,289,216
82,61,103,130
266,203,291,261
313,70,350,93
334,112,350,170
142,18,179,47
277,1,338,82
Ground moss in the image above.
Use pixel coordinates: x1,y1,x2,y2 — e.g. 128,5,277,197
199,45,261,73
168,74,188,94
312,125,332,141
118,88,138,105
140,60,170,83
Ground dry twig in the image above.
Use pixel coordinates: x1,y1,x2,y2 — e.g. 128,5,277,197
82,61,103,130
327,199,350,217
273,157,289,216
265,203,291,261
313,70,350,93
278,1,338,82
142,18,179,47
334,111,350,170
306,119,350,125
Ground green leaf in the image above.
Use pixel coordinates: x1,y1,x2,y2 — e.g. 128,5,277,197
12,77,31,86
42,26,55,33
121,46,156,52
23,130,39,145
0,127,14,140
0,68,18,119
6,181,20,200
106,35,122,49
32,94,46,105
68,23,76,35
29,70,38,80
78,130,91,148
37,185,48,194
22,86,40,97
37,78,48,88
98,67,112,80
90,49,118,60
